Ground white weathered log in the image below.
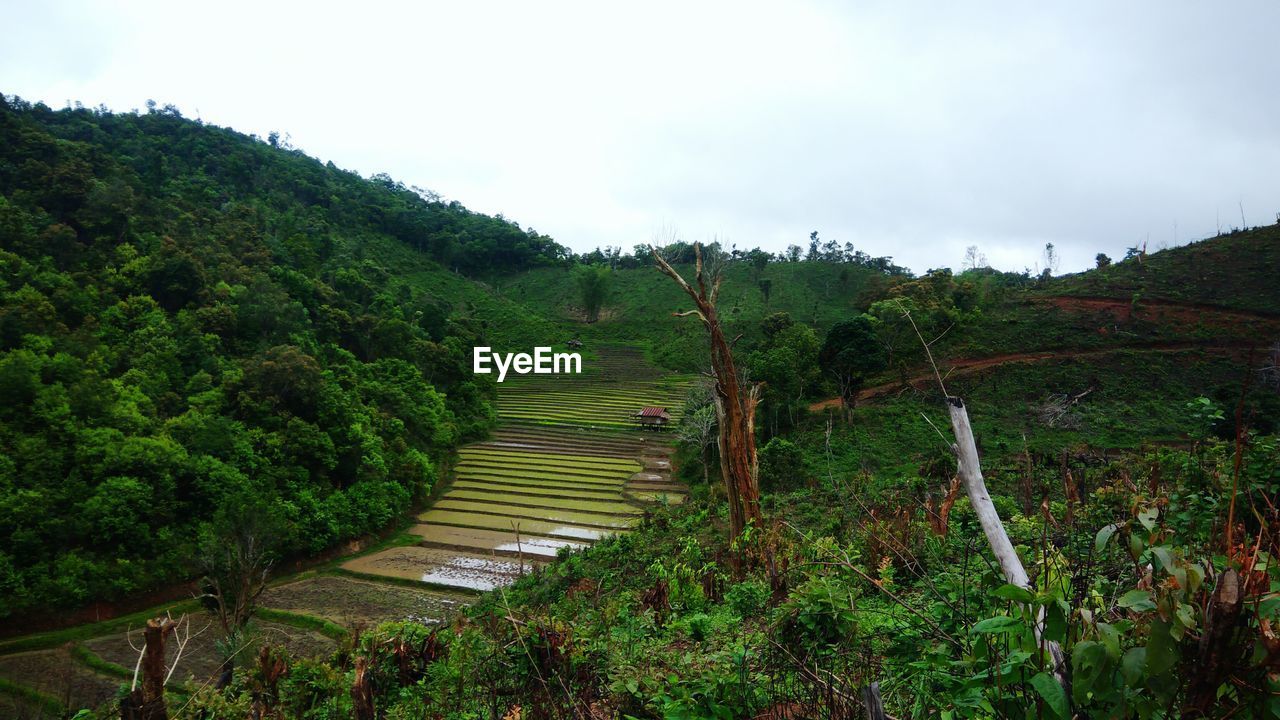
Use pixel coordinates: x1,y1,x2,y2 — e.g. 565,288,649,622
947,396,1069,689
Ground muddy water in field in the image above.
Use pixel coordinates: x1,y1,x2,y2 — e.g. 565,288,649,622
259,576,471,628
342,547,530,592
410,524,588,559
417,509,618,541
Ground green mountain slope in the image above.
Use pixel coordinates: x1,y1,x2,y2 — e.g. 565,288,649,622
0,96,562,619
500,259,901,371
1047,224,1280,314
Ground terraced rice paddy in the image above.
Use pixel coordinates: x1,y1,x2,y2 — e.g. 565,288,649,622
0,346,691,716
346,344,693,592
258,576,471,628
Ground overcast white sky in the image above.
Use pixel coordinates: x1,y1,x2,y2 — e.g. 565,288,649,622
4,1,1278,274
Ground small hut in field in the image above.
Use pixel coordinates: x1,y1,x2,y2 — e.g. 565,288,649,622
634,406,671,430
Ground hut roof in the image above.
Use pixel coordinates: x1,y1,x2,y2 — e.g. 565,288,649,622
636,406,670,418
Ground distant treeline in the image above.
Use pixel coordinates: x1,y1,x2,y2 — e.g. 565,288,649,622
580,230,911,275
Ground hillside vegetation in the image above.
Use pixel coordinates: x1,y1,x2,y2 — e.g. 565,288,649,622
2,92,1280,720
501,259,899,370
0,96,576,619
1048,224,1280,314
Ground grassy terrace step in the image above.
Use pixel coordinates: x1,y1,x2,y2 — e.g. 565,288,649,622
496,414,650,429
410,525,588,559
498,393,689,406
442,489,642,515
484,433,648,452
498,386,686,396
459,449,640,470
341,547,530,592
460,446,642,464
500,377,691,388
460,461,634,484
489,428,649,444
452,479,624,500
474,440,642,458
457,460,630,477
417,509,621,541
495,407,662,421
495,404,660,415
457,470,625,488
497,422,652,437
458,458,633,476
454,475,624,496
498,395,689,408
433,500,639,528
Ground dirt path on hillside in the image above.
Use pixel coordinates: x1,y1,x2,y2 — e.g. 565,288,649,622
808,341,1253,412
808,294,1278,412
1034,295,1280,324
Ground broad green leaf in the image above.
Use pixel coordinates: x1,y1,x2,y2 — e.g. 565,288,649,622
1146,619,1180,675
1095,523,1119,552
1121,647,1147,687
1097,622,1122,659
1118,589,1156,612
1150,546,1174,572
1071,641,1109,705
1128,533,1145,559
1044,601,1067,643
1029,671,1069,719
1174,603,1196,632
1185,562,1205,594
992,583,1035,603
970,615,1023,634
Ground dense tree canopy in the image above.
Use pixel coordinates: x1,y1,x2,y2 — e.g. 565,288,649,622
0,96,557,617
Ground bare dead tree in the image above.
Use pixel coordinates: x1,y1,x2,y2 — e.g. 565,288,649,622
1032,387,1093,428
650,241,763,541
900,303,1070,694
121,613,194,720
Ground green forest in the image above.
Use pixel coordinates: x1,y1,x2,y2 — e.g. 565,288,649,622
2,97,1280,720
0,95,574,616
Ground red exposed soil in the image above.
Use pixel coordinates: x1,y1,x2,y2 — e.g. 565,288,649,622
808,341,1253,412
1035,295,1280,328
808,295,1277,412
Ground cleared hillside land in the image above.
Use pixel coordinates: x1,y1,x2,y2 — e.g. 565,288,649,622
344,345,692,591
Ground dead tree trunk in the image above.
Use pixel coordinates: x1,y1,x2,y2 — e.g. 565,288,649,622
352,656,376,720
121,618,175,720
651,243,762,540
948,396,1069,691
1184,569,1245,715
861,681,886,720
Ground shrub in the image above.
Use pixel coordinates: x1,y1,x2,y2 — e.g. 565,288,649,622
759,437,808,491
725,578,771,619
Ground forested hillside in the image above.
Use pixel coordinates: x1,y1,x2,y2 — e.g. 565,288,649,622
501,256,906,371
0,96,569,619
